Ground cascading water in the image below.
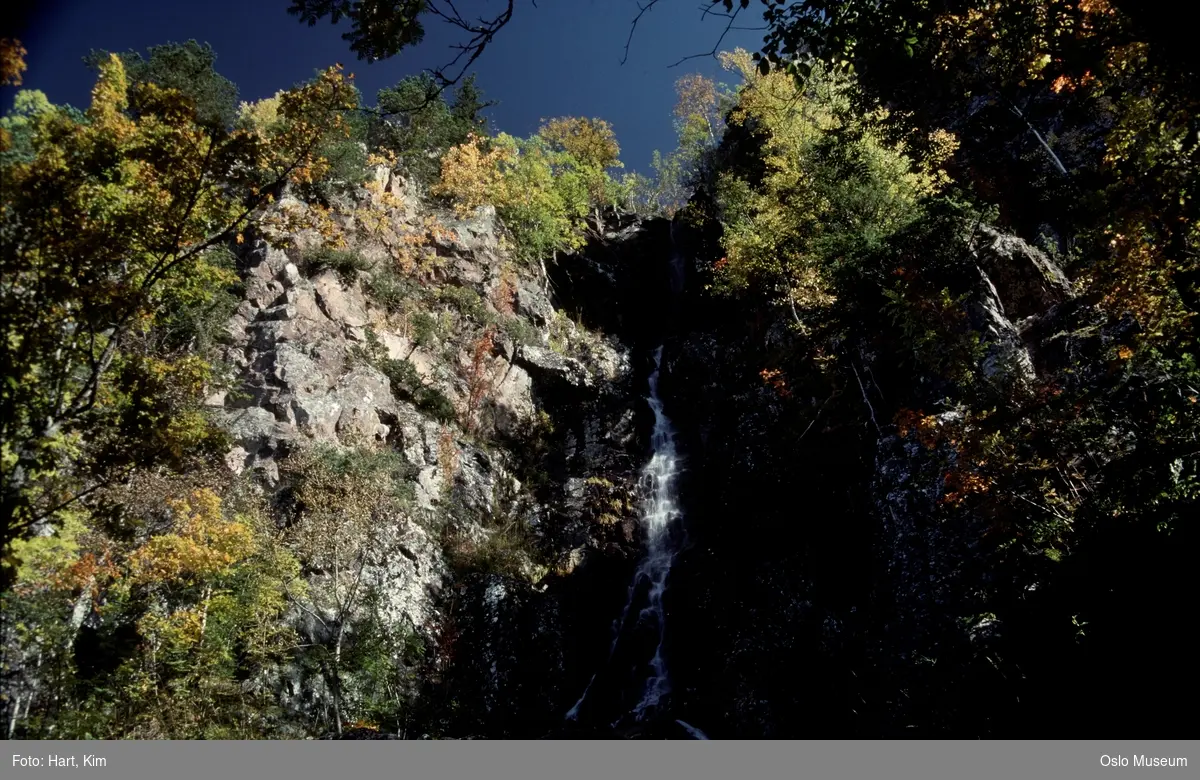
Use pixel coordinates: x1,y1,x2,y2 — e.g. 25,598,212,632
628,345,681,718
565,230,704,737
565,345,686,727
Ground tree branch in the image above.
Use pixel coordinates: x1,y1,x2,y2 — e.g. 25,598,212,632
622,0,667,65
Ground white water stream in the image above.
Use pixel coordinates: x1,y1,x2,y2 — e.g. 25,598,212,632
565,344,692,731
628,344,683,720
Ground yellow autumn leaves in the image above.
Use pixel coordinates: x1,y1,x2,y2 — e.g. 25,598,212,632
709,49,955,321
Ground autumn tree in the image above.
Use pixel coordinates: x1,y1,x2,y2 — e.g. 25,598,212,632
0,38,27,86
3,486,303,737
281,445,417,735
709,49,953,326
84,40,239,129
372,73,491,187
0,56,358,551
434,132,591,267
536,116,625,231
638,72,733,217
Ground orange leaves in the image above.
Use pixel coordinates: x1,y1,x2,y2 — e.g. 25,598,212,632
1087,225,1190,338
438,425,460,486
894,408,945,449
1050,70,1096,94
128,489,253,586
893,408,994,507
463,326,497,434
491,265,518,317
251,64,359,190
0,37,27,86
759,367,792,399
941,469,992,507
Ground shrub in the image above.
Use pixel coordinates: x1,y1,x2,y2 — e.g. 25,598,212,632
364,267,414,313
437,284,492,324
302,246,372,282
501,315,540,347
409,311,440,347
378,357,457,424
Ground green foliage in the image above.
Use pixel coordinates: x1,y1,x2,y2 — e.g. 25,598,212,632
364,266,416,313
6,488,304,738
500,315,541,348
351,328,456,424
437,284,492,325
0,90,85,166
409,311,440,347
326,589,425,733
84,40,238,129
373,73,490,187
302,245,372,281
0,57,359,544
381,357,457,424
442,520,538,581
709,53,951,330
288,0,430,62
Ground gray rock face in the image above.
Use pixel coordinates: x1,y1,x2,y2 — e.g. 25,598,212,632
313,270,370,327
210,188,649,737
971,225,1073,321
972,266,1038,387
961,224,1075,390
516,345,594,390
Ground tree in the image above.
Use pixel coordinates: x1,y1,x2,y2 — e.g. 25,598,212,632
536,117,624,230
373,73,492,187
639,72,733,217
746,1,1199,334
4,486,304,738
1,57,359,551
84,40,239,129
708,50,951,324
1,38,27,86
288,0,514,87
434,132,591,263
281,446,416,735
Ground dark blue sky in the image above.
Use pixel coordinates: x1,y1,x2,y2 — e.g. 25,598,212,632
9,0,764,174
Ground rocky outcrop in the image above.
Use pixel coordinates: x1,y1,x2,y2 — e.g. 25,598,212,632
206,176,656,737
968,226,1073,389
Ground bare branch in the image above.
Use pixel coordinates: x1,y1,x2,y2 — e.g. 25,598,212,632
663,2,748,68
425,0,516,88
622,0,667,65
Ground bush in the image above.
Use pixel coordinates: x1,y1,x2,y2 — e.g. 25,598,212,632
379,357,456,423
441,521,539,580
365,267,414,313
409,311,440,347
437,284,493,325
349,328,457,424
501,315,540,347
302,246,371,282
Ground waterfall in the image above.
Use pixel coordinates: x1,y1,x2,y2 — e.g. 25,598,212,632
565,344,688,728
627,344,683,720
565,223,696,735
